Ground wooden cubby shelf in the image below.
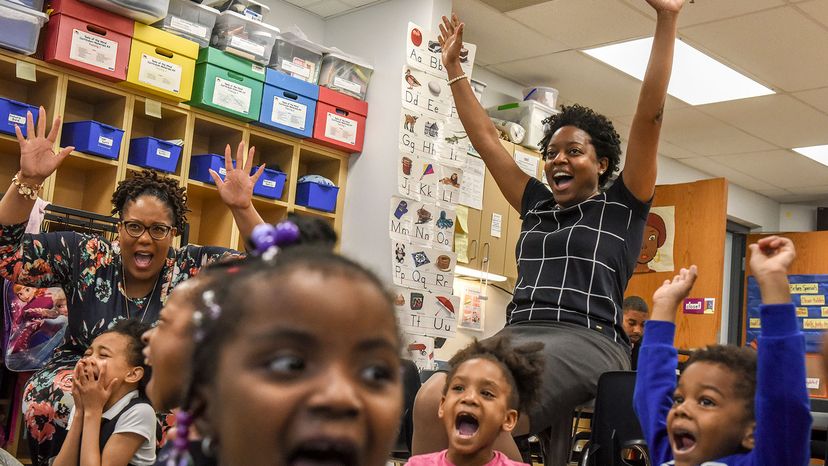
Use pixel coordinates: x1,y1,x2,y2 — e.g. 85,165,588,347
0,49,350,251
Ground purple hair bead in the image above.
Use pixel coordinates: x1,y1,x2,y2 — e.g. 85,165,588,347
274,220,300,247
250,223,278,254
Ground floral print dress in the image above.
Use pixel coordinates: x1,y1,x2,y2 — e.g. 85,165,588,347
0,222,237,465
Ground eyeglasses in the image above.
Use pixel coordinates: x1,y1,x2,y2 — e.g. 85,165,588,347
120,221,175,240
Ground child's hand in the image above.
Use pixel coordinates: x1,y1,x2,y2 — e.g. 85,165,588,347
438,14,465,70
650,265,698,323
748,236,795,305
77,361,120,414
645,0,685,15
71,360,86,413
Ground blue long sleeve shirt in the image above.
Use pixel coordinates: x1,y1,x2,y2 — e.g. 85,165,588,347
633,303,811,465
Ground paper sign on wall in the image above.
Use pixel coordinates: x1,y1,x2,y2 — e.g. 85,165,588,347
394,286,458,339
404,334,435,371
398,154,463,206
514,149,540,178
459,154,485,210
389,196,456,251
391,241,456,294
406,22,476,79
402,66,455,119
459,288,485,331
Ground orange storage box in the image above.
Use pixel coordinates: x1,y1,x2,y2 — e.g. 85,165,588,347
310,86,367,153
43,0,134,81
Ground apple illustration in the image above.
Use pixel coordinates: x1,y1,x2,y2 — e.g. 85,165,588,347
411,28,423,47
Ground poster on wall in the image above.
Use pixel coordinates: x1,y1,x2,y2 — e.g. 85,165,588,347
746,274,828,353
635,205,676,273
398,153,464,206
389,196,456,251
391,241,456,294
399,102,469,165
459,288,485,331
406,22,476,80
404,333,435,371
394,286,458,339
402,66,455,119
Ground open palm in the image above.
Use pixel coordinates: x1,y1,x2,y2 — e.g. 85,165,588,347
15,106,74,183
645,0,685,13
211,141,264,210
438,14,465,68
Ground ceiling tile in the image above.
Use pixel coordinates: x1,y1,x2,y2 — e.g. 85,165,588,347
710,150,828,189
792,87,828,114
681,7,828,92
492,50,686,117
281,0,319,7
699,94,828,148
621,0,784,27
454,0,569,66
506,0,654,49
305,0,351,18
789,185,828,195
678,157,774,191
796,0,828,28
755,187,791,198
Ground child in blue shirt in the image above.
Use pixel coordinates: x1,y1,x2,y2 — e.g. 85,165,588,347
634,235,811,466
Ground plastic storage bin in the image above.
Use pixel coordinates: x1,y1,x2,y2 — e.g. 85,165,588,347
211,10,278,65
128,137,182,173
295,181,339,213
318,52,373,100
9,0,44,9
269,32,324,84
522,86,558,108
189,153,227,184
258,68,318,138
0,1,48,56
125,23,199,101
153,0,219,48
190,47,265,121
79,0,168,24
310,86,368,153
252,167,286,200
487,100,557,150
43,0,134,81
61,120,124,159
0,97,37,138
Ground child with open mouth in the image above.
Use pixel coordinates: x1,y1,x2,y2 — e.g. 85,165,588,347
407,336,543,466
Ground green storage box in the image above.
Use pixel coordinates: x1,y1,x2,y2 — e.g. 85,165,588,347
189,47,266,121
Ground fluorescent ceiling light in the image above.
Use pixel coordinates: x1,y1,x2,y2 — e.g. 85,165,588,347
793,145,828,167
583,37,774,105
454,265,508,283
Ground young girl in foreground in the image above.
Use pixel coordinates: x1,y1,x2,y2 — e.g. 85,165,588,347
159,221,404,466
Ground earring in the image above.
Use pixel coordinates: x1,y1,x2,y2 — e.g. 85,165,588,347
201,437,216,457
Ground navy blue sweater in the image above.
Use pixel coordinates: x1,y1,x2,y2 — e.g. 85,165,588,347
633,303,811,465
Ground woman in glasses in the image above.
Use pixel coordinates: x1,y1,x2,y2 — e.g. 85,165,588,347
0,107,264,466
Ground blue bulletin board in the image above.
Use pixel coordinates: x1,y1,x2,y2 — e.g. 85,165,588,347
746,274,828,353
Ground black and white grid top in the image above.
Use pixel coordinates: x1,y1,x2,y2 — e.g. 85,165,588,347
506,175,651,346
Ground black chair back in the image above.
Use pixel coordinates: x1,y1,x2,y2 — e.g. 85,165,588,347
581,371,650,466
391,359,422,459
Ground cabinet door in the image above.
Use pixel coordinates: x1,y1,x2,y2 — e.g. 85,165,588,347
503,148,542,280
479,166,511,276
464,206,483,269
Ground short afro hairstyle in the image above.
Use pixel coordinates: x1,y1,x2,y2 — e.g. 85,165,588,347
685,345,757,419
100,318,153,394
444,336,544,413
539,104,622,188
111,170,190,232
622,296,649,314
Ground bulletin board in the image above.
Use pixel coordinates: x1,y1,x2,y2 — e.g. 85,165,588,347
745,274,828,353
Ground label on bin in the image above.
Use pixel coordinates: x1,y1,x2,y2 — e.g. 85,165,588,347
219,167,227,176
229,36,266,58
272,96,307,131
156,148,171,158
281,59,311,80
251,64,266,75
70,29,118,72
263,180,276,188
212,77,252,114
325,112,357,146
98,136,114,147
169,16,209,40
8,114,25,125
333,76,362,96
139,54,182,94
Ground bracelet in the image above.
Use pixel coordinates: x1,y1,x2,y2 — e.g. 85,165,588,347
12,172,41,201
447,74,468,86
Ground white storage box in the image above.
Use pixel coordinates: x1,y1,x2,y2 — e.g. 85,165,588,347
204,0,269,21
0,0,48,56
487,100,557,150
79,0,169,24
269,32,325,84
319,51,373,100
154,0,219,48
523,86,558,108
211,10,279,64
8,0,44,10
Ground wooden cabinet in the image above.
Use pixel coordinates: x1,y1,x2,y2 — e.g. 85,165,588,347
0,50,349,251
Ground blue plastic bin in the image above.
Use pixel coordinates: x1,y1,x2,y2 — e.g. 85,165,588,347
60,121,124,159
253,167,286,199
258,69,318,138
0,97,37,138
128,137,183,173
189,154,233,184
296,181,339,212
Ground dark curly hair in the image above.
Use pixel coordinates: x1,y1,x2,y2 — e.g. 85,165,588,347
539,104,622,188
685,345,757,419
111,170,189,232
101,318,153,394
444,336,544,412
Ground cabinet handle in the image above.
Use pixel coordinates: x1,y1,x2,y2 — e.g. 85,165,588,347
481,242,491,265
469,239,479,261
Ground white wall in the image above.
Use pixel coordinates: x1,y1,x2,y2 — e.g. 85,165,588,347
472,66,525,108
779,204,818,232
259,0,326,44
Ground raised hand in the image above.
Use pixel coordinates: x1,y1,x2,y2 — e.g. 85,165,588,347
210,141,264,210
651,265,698,322
645,0,685,14
749,236,795,305
437,14,465,69
15,106,73,184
